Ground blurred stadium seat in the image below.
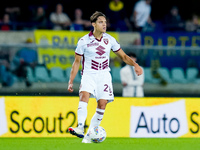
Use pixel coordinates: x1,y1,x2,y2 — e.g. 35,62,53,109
171,67,187,83
50,67,67,82
27,66,36,82
35,66,51,82
158,67,173,83
144,67,160,83
66,67,81,83
111,67,121,83
186,67,198,83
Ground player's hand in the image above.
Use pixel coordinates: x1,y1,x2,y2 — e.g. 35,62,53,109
122,82,127,87
134,63,143,76
68,83,74,93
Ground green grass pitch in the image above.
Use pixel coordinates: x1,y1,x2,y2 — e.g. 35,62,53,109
0,138,200,150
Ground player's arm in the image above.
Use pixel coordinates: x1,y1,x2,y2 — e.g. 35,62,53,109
68,54,82,92
115,49,143,76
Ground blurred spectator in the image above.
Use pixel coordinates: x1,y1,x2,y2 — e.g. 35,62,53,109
0,49,15,87
71,8,91,31
163,6,185,32
120,52,144,97
5,6,21,22
31,6,47,29
185,15,200,32
0,14,12,31
105,0,131,31
130,0,155,32
11,38,38,87
49,3,71,30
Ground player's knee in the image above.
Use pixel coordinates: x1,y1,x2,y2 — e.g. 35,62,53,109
79,92,90,103
97,105,106,109
97,100,108,109
80,96,89,103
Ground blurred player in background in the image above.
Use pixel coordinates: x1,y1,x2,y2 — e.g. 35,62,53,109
67,11,143,143
120,52,144,97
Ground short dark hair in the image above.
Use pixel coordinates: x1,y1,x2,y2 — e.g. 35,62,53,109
90,11,106,23
127,52,137,58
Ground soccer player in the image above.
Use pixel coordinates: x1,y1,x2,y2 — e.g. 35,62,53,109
68,11,143,143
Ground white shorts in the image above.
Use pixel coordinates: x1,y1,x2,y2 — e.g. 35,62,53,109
79,71,114,102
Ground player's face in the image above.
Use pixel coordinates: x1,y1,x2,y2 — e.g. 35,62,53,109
94,16,107,33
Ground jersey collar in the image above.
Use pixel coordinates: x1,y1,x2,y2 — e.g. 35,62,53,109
89,30,105,42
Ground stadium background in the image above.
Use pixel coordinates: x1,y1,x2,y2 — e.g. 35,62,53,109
1,0,200,21
0,0,200,149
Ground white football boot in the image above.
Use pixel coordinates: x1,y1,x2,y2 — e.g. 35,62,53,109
68,127,84,138
82,133,92,143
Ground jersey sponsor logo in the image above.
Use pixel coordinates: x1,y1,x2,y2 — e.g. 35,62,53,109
96,46,105,56
95,56,106,59
87,42,99,47
103,38,109,45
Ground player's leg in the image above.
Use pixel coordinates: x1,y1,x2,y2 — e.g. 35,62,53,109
77,91,90,130
82,99,108,143
68,91,90,138
88,99,107,130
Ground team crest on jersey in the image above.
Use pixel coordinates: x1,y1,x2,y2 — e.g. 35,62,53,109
103,38,109,45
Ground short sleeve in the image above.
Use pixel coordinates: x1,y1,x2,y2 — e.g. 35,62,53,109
110,36,120,52
75,38,85,55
